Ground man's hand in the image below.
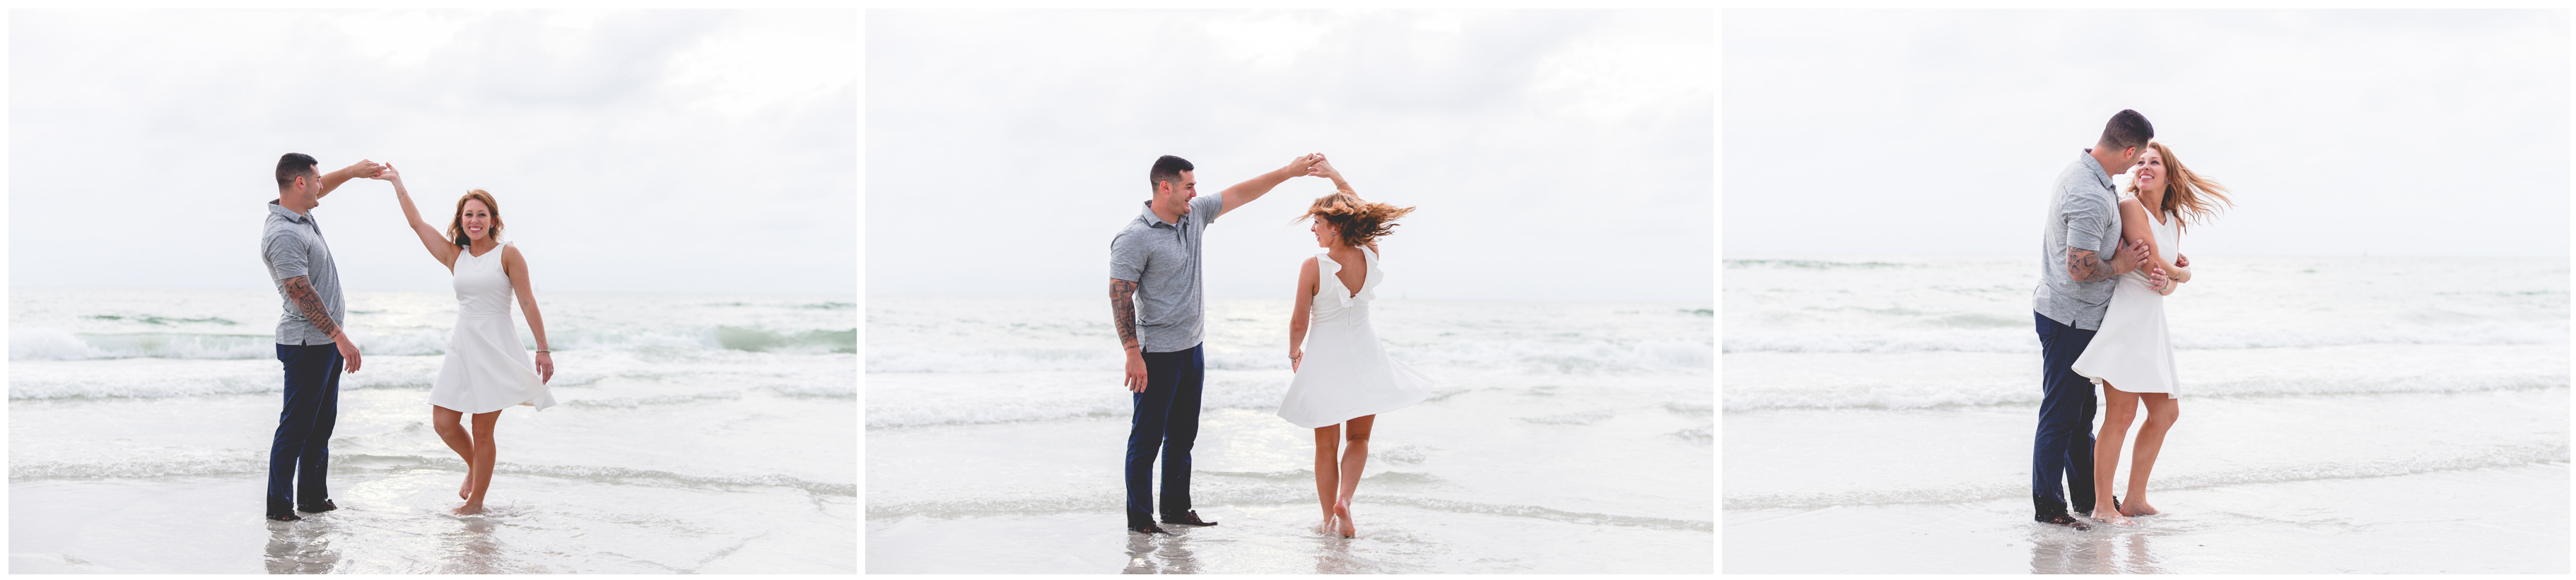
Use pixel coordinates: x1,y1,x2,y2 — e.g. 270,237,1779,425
1125,350,1149,393
1287,153,1322,177
1111,278,1146,391
345,160,384,179
2126,237,2153,267
334,335,362,373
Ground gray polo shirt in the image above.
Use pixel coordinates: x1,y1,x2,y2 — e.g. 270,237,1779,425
1109,194,1227,353
2034,150,2122,330
262,200,346,345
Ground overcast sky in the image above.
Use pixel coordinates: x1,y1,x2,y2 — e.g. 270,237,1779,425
9,9,856,295
1725,9,2569,258
865,9,1714,303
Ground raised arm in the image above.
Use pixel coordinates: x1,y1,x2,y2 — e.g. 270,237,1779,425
1112,278,1148,393
1215,153,1323,218
1313,158,1381,256
281,275,361,373
315,160,382,199
1289,257,1318,372
374,164,461,271
502,245,554,384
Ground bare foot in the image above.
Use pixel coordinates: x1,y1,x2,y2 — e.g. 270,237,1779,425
1333,500,1355,538
2122,498,2160,516
459,477,471,500
450,503,484,516
2088,505,2132,526
1313,516,1339,536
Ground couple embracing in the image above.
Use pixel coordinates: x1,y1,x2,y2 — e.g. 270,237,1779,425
260,154,558,521
1109,153,1433,538
2032,110,2234,529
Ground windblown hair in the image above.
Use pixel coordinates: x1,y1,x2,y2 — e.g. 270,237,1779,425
276,153,319,189
1299,191,1415,249
2126,141,2232,233
447,189,508,247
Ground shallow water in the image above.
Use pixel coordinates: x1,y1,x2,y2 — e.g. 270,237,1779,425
7,288,857,573
865,295,1714,573
1722,254,2570,574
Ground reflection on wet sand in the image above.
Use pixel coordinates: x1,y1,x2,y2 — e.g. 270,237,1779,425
2027,524,2167,574
1123,530,1202,574
437,516,506,574
264,517,342,574
1313,535,1370,574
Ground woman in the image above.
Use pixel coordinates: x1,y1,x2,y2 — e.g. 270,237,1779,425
2070,141,2231,526
1276,157,1433,538
375,164,558,516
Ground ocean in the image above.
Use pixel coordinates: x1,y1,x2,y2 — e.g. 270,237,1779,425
1721,254,2570,574
7,287,857,574
865,295,1714,573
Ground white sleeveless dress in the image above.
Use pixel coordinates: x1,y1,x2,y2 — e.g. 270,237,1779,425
429,242,557,414
1277,247,1434,429
2071,201,2182,396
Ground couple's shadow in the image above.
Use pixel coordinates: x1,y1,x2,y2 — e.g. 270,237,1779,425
2027,523,2166,574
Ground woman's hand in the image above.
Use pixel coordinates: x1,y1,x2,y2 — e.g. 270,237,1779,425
2174,254,2189,268
372,162,404,189
1289,346,1303,372
1306,155,1342,184
534,351,554,384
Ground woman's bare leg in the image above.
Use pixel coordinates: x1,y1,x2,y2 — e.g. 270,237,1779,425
2090,384,2138,525
2124,393,2179,516
453,410,502,515
432,406,474,499
1333,415,1374,538
1313,425,1341,532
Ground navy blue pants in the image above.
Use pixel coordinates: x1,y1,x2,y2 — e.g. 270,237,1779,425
269,343,343,517
1125,344,1204,528
2032,312,2100,521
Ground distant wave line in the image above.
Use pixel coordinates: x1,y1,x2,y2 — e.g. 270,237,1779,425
1724,446,2569,510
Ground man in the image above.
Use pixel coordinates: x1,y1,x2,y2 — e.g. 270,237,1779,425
2032,111,2163,529
1109,153,1322,534
261,153,380,522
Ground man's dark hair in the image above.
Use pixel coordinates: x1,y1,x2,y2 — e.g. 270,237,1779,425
276,153,320,189
2100,110,2155,152
1149,155,1193,192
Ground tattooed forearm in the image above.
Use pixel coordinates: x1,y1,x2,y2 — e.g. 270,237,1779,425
2065,249,2115,283
1110,279,1141,350
283,276,342,339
